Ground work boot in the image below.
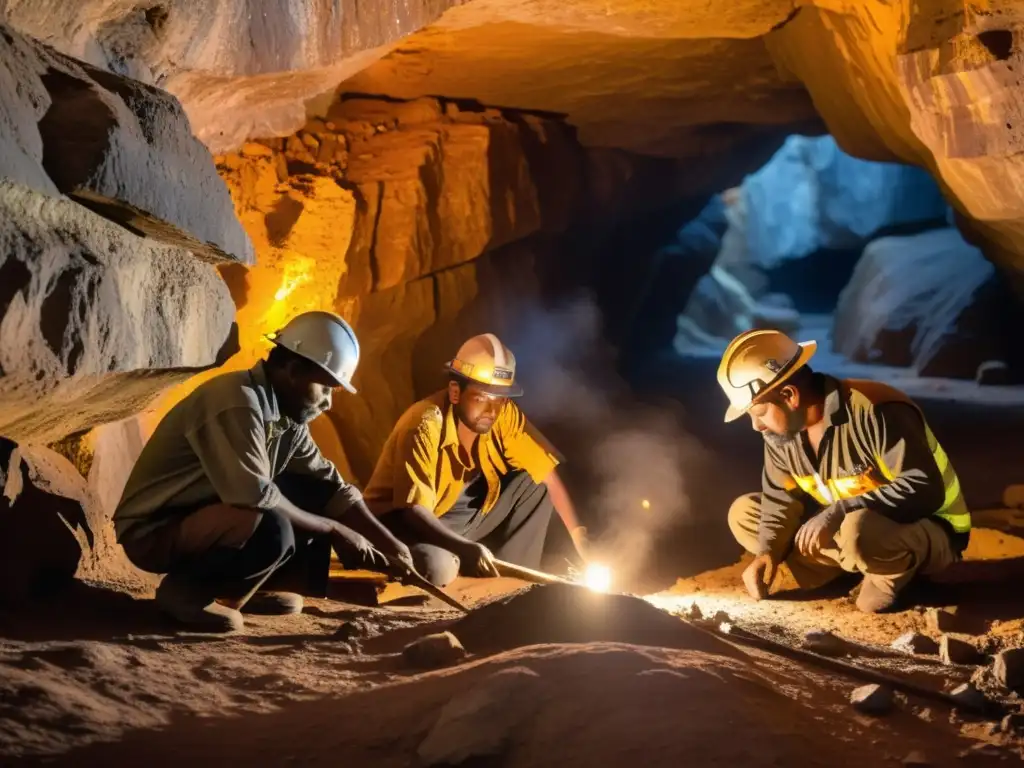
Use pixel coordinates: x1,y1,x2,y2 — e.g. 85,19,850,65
156,574,244,633
855,578,897,614
240,591,304,615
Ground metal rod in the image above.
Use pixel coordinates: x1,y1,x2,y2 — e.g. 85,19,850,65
694,622,999,715
492,558,575,586
399,568,471,614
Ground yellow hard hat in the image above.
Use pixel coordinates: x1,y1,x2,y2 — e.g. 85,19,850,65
717,329,817,423
445,333,523,397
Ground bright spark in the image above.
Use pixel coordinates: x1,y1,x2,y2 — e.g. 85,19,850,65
584,563,612,593
641,499,651,510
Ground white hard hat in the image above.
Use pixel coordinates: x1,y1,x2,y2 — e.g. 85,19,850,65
717,329,817,423
445,333,523,397
266,310,360,393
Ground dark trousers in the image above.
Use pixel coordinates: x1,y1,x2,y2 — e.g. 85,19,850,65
120,474,341,600
381,470,555,587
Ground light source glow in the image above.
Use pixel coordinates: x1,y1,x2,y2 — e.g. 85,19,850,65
584,563,612,593
641,499,651,510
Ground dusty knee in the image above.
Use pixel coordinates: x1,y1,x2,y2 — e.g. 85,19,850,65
727,493,761,544
411,544,460,588
836,508,881,564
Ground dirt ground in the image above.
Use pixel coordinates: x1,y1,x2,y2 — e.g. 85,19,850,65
2,555,1024,767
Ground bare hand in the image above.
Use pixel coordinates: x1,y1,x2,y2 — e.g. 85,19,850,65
795,509,843,559
457,541,500,578
741,553,777,600
331,523,388,571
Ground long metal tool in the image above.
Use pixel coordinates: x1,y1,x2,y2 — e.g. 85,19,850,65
397,565,471,614
492,558,575,586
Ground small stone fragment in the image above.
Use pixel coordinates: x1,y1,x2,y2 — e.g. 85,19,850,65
925,607,960,634
949,682,987,711
975,360,1010,386
801,629,848,657
850,683,893,715
685,603,703,621
240,142,274,158
402,632,467,669
993,648,1024,690
902,750,929,766
1000,712,1024,733
712,610,731,626
939,635,981,666
892,632,939,656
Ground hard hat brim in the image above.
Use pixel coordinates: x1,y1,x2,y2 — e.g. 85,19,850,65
445,366,524,398
723,340,817,423
268,337,357,394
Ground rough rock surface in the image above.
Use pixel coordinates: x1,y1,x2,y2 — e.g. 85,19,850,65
1,0,469,153
0,439,91,604
402,631,467,669
0,182,237,443
0,21,253,265
832,229,1018,379
135,96,694,486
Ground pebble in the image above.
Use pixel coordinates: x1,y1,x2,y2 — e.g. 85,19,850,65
902,750,930,766
948,682,987,712
402,632,467,669
892,632,939,656
801,629,848,657
994,647,1024,690
850,683,893,715
939,635,981,666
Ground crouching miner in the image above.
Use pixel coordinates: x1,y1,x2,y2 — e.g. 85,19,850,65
113,311,413,632
362,334,590,587
717,329,971,613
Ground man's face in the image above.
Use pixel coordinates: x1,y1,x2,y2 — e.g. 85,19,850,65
278,362,338,424
747,388,806,447
449,381,507,435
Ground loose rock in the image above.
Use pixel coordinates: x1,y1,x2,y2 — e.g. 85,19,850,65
949,682,988,712
892,632,939,656
850,684,893,715
711,610,731,626
417,667,541,766
401,632,467,669
801,629,849,657
993,648,1024,690
939,635,981,666
685,603,703,621
902,750,929,766
925,607,960,634
1000,713,1024,733
976,360,1011,386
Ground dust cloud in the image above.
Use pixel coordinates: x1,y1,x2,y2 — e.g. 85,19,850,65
503,295,710,583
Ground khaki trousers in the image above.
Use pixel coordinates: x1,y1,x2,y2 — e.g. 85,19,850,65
728,493,956,602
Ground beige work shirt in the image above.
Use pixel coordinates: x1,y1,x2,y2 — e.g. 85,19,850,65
113,362,360,542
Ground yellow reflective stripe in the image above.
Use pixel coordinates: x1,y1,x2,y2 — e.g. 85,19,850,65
793,475,829,505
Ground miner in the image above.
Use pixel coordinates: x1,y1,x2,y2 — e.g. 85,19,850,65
718,329,971,613
362,333,590,586
113,311,413,632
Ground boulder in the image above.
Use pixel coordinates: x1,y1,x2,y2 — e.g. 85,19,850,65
0,22,252,265
0,440,92,604
832,229,1018,379
741,135,947,269
0,182,236,443
417,667,542,766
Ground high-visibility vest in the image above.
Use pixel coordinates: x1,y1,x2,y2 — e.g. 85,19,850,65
790,380,970,534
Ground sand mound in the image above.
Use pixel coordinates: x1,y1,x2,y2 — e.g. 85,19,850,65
449,583,735,657
45,641,971,767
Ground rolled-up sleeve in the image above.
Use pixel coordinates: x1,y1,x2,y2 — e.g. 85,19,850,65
392,411,443,513
184,406,282,510
285,425,363,513
498,403,560,483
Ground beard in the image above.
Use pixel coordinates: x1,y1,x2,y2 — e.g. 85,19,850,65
762,404,807,448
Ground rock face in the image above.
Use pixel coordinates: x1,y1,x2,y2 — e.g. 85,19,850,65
1,0,469,153
0,183,237,443
136,96,694,486
0,22,253,265
0,24,248,444
832,228,1020,380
